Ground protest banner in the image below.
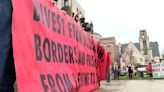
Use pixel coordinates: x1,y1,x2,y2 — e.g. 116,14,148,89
97,44,112,80
12,0,111,92
152,63,164,78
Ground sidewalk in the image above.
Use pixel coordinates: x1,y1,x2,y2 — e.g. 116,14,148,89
94,80,164,92
94,80,128,92
121,80,164,92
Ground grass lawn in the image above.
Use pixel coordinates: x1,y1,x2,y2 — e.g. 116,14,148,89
119,76,155,80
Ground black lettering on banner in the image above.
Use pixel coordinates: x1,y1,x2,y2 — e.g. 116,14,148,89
82,52,85,65
56,74,67,92
78,73,81,86
34,34,42,61
57,43,63,63
43,38,51,62
52,12,56,32
90,73,93,85
52,41,58,62
77,51,85,65
72,74,79,89
47,74,57,92
33,0,40,21
87,54,90,66
40,74,49,92
93,73,95,84
88,39,92,50
78,73,90,86
98,50,103,59
63,44,68,63
75,26,82,44
78,28,82,44
78,30,83,44
72,24,78,42
74,46,77,63
63,73,73,91
90,73,96,84
95,59,98,69
77,51,82,65
57,15,61,33
40,3,45,25
44,6,50,28
68,46,74,64
84,73,89,86
83,34,87,47
62,18,65,35
68,22,72,38
93,44,96,53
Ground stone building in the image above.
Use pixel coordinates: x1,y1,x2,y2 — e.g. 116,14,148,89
56,0,85,17
120,30,160,71
99,37,118,63
120,42,145,71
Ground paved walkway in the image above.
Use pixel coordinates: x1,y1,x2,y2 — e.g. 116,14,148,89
14,80,164,92
94,80,164,92
94,80,127,92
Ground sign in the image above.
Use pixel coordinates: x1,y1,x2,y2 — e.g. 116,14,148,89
12,0,111,92
152,63,164,78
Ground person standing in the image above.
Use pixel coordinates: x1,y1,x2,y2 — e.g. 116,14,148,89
0,0,16,91
128,66,133,79
112,63,117,80
148,63,153,79
117,67,121,80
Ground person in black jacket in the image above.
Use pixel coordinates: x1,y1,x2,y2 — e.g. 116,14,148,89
128,66,133,79
0,0,16,91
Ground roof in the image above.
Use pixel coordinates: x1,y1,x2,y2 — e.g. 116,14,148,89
134,43,140,50
121,42,160,57
92,32,102,37
121,44,128,54
121,43,140,54
150,42,160,57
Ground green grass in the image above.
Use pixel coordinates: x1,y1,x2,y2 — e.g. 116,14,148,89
119,76,154,80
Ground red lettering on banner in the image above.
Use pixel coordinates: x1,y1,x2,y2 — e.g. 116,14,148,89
154,68,160,72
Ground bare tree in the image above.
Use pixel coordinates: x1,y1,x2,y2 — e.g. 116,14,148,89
124,48,137,67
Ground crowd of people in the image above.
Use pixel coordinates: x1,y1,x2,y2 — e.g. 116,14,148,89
112,63,121,80
127,62,153,80
50,0,94,33
111,63,154,80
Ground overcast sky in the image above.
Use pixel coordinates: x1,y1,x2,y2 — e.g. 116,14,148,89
78,0,164,53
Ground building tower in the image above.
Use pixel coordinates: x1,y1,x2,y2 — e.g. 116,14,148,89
139,30,152,61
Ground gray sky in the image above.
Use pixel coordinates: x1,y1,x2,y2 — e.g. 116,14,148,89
78,0,164,53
